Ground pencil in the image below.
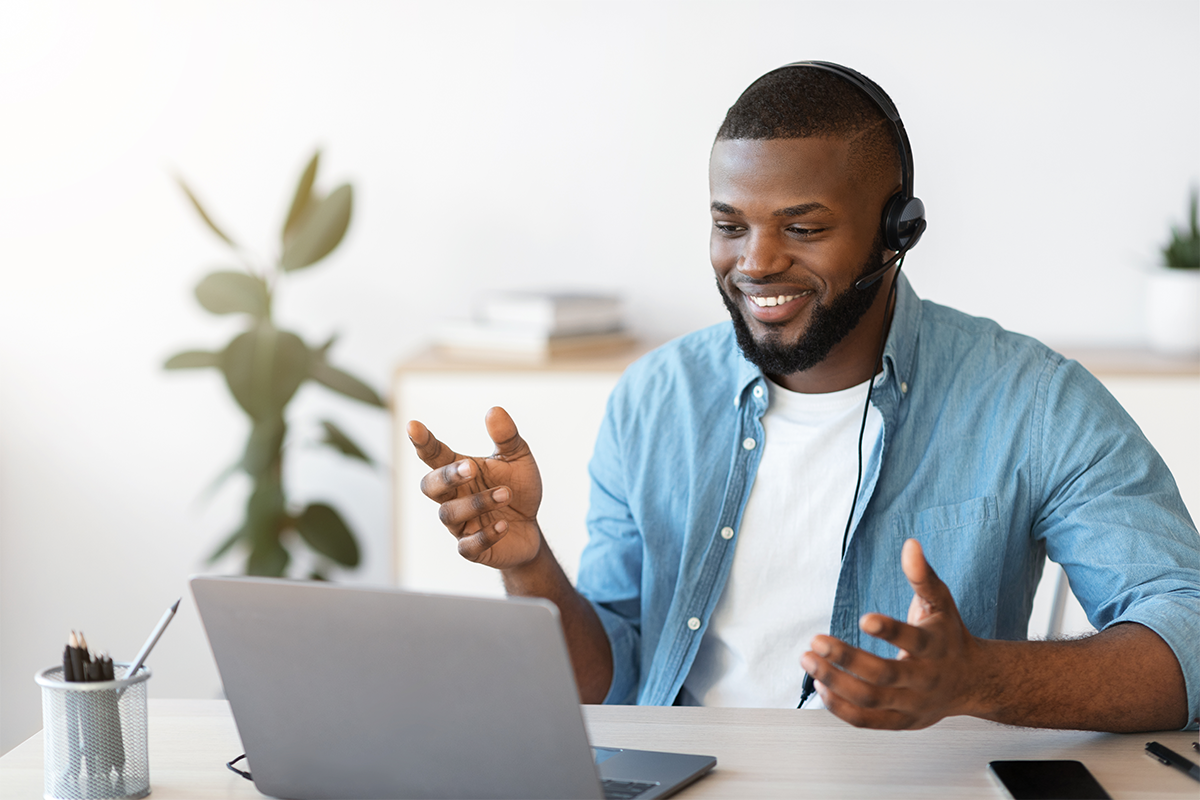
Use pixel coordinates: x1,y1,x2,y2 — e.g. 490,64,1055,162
125,598,180,680
94,649,126,790
68,631,85,683
62,634,83,788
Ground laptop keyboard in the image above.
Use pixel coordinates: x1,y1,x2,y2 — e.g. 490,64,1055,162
602,778,659,799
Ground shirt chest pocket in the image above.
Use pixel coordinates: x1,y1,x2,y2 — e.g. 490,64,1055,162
893,495,1002,638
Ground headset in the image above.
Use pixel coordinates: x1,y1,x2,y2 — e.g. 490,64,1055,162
756,61,927,709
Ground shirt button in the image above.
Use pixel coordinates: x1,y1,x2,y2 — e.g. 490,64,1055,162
687,617,701,631
720,526,734,540
742,437,756,450
901,381,909,394
752,385,764,399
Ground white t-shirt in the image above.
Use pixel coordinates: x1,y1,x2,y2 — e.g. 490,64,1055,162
681,375,883,708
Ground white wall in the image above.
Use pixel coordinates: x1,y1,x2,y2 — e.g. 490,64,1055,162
1,0,1196,753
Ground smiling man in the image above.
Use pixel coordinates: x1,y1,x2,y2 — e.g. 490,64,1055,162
408,63,1199,732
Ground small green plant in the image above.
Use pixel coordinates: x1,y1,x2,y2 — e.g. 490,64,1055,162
1162,186,1200,269
166,150,385,578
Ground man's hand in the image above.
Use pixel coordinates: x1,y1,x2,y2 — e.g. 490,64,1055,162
409,407,616,702
800,538,981,730
407,407,544,570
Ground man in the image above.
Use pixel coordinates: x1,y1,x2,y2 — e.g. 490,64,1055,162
408,63,1198,732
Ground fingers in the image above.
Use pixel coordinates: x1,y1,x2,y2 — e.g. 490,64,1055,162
419,458,475,503
454,517,510,562
805,634,933,693
801,637,933,730
815,680,913,730
484,407,531,461
438,487,513,562
435,486,511,535
801,643,911,729
859,613,931,659
407,419,460,469
901,539,950,613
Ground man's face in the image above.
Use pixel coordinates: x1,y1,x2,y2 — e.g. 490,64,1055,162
710,137,891,385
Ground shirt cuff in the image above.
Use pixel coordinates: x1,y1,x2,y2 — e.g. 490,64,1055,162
588,600,641,705
1105,594,1200,730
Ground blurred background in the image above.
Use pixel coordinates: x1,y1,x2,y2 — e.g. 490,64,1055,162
1,0,1197,753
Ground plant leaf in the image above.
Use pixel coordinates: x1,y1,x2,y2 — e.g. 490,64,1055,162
176,175,237,248
311,357,385,407
242,474,288,576
281,184,353,271
222,324,310,420
195,271,269,317
295,503,360,567
247,537,290,576
319,420,373,464
243,417,286,476
283,151,320,245
165,350,222,370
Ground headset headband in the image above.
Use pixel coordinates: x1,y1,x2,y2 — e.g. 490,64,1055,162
775,60,915,202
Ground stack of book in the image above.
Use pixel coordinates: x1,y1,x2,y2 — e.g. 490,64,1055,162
434,292,634,362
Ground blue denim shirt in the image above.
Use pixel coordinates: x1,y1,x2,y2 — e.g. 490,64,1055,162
577,275,1200,724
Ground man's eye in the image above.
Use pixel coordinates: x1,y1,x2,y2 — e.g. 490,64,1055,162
789,226,823,237
714,222,743,234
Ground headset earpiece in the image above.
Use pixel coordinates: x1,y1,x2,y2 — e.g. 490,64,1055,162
883,194,926,253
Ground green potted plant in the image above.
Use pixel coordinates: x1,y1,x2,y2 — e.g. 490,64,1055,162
1147,187,1200,356
166,151,385,578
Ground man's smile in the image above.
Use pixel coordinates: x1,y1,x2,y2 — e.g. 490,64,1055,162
739,288,815,324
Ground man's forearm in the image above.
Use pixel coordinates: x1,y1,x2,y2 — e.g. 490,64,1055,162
966,622,1187,731
501,532,614,704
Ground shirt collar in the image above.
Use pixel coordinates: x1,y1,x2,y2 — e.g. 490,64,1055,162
881,271,921,393
730,272,922,405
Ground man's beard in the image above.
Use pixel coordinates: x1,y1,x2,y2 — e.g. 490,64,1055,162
718,236,886,377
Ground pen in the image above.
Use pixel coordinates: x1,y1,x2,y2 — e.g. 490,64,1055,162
125,598,180,680
1145,741,1200,783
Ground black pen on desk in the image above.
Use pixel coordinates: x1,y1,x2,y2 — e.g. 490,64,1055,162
1145,741,1200,783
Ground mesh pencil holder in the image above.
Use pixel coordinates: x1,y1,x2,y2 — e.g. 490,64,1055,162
35,664,151,800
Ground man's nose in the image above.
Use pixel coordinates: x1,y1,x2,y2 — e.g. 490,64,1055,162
737,231,791,278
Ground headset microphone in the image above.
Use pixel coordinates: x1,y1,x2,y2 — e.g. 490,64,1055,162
855,218,928,291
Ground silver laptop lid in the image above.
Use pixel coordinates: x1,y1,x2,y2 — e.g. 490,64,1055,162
191,576,603,799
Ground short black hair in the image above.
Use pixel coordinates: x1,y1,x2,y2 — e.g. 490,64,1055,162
716,65,902,191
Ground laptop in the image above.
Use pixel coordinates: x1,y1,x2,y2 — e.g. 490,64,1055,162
191,576,715,799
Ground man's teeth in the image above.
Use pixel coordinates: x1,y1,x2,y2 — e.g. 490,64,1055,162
750,294,799,307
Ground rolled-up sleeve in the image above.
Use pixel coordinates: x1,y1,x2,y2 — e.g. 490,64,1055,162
1033,358,1200,728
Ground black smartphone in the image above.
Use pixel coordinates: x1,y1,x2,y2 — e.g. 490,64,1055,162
988,760,1111,800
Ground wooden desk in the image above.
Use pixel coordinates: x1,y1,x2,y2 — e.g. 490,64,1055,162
1,700,1196,798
